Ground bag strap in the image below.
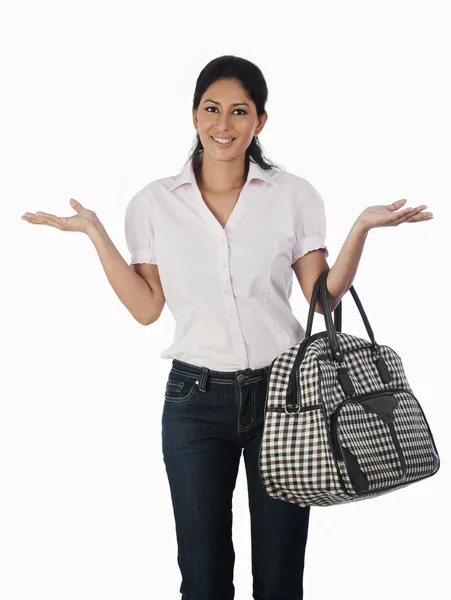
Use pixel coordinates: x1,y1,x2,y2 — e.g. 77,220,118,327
305,269,341,338
286,270,392,408
317,270,392,387
305,269,379,362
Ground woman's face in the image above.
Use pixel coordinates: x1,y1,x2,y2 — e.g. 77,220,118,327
193,78,267,161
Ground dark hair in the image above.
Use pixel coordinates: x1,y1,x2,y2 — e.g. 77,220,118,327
183,55,283,173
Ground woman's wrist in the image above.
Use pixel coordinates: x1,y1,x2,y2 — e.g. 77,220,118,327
352,217,371,236
86,217,106,240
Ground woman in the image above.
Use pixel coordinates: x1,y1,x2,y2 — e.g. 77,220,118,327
21,55,433,600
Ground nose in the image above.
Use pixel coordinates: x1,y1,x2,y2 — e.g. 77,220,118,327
216,113,234,129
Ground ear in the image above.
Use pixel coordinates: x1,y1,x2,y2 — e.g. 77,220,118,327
192,107,198,131
255,111,268,136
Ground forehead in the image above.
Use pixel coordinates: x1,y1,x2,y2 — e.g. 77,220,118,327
203,78,251,102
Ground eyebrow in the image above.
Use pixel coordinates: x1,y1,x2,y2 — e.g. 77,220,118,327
202,98,250,108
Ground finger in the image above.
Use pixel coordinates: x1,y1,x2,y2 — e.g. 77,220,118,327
36,211,58,219
405,211,433,223
399,207,417,217
389,209,417,226
35,214,60,227
398,207,432,224
21,213,62,229
70,198,83,212
388,207,415,225
388,199,408,211
397,203,426,214
404,205,428,219
393,204,426,220
22,211,57,220
21,213,46,223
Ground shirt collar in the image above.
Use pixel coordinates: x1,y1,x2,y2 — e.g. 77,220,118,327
168,152,274,192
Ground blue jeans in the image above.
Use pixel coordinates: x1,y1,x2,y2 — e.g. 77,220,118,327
161,359,311,600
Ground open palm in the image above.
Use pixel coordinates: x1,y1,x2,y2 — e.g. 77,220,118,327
21,199,98,234
357,199,433,231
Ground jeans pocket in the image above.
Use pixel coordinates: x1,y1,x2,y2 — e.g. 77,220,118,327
164,371,200,403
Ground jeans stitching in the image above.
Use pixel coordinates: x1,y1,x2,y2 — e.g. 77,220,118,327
239,380,257,432
167,380,184,390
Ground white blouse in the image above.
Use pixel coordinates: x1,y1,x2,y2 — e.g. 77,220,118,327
124,153,329,371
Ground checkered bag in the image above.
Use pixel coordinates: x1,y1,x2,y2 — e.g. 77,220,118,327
259,269,440,507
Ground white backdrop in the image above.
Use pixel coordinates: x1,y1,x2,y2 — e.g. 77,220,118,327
2,1,450,599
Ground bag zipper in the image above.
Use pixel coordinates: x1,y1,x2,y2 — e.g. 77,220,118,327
266,403,323,413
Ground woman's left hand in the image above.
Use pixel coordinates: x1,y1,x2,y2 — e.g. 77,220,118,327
357,199,433,232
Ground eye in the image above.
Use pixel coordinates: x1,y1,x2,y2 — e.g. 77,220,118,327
205,107,247,115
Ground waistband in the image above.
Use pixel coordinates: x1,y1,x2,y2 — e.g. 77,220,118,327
171,359,272,392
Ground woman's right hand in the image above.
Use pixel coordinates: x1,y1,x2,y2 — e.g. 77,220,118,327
21,198,99,235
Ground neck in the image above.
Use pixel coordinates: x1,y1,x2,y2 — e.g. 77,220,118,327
195,152,248,193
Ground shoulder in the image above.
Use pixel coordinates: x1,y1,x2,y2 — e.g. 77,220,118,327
275,170,324,204
126,178,169,213
129,167,189,203
280,170,317,189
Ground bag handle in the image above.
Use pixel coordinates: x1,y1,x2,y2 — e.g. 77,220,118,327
305,269,342,337
285,269,392,411
286,270,343,407
317,269,392,389
306,269,379,359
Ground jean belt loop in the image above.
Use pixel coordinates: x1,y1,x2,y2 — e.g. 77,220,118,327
197,366,209,392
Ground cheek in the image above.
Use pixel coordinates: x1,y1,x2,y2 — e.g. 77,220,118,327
236,121,254,133
234,128,255,143
197,114,214,128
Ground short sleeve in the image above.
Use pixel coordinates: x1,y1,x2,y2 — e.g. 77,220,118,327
291,177,329,265
124,192,157,264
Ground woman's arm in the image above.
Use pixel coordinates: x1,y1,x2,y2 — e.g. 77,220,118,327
325,220,369,311
298,200,432,314
293,220,368,315
87,219,160,325
327,200,432,310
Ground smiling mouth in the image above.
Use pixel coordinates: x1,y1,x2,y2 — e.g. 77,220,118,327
211,136,237,144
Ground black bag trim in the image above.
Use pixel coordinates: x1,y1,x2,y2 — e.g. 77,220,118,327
329,387,440,496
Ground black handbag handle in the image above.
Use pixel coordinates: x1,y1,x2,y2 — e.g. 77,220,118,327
307,269,378,361
286,270,343,401
317,269,392,391
305,269,342,337
286,269,390,409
